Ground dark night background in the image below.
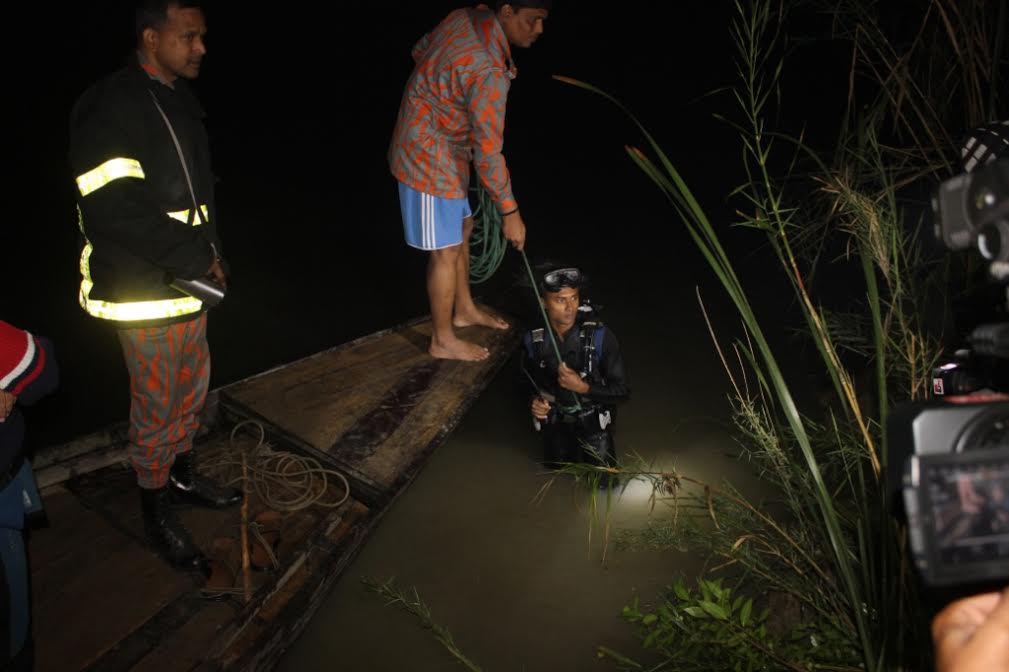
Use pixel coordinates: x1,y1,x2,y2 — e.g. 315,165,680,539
8,1,852,450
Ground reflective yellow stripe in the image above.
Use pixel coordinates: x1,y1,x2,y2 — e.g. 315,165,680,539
78,242,202,322
79,285,202,321
76,158,145,197
166,204,210,225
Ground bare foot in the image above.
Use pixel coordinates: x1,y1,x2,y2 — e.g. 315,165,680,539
429,336,490,361
453,307,509,330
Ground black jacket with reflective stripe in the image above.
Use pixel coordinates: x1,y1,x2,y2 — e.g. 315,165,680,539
68,56,221,326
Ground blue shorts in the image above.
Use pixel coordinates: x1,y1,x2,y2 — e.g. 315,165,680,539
397,182,472,250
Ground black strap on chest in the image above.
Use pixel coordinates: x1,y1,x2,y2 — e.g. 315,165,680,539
524,322,605,379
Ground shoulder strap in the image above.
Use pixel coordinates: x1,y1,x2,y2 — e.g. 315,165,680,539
148,90,207,228
578,322,603,376
594,324,606,368
523,329,546,361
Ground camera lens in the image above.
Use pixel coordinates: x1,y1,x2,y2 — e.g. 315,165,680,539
967,160,1009,227
976,188,998,211
956,405,1009,452
977,219,1009,261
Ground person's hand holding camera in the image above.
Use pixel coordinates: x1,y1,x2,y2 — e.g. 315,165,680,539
933,586,1009,672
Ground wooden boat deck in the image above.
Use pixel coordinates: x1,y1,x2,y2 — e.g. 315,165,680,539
28,314,518,671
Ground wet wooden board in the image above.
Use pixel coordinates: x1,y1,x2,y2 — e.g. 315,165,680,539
208,502,371,671
30,483,196,672
220,315,519,496
30,430,369,672
28,312,516,671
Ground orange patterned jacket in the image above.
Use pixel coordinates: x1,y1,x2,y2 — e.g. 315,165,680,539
389,5,517,214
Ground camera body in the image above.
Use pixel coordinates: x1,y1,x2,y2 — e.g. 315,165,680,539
894,134,1009,589
934,158,1009,262
930,346,1009,398
932,351,990,397
893,400,1009,587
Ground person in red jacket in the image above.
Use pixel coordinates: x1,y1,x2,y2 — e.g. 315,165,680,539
0,321,59,672
389,1,551,361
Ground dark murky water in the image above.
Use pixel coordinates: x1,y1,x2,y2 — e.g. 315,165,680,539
276,249,778,671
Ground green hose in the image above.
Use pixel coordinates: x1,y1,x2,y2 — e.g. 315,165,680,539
468,180,509,284
520,250,582,413
468,179,581,412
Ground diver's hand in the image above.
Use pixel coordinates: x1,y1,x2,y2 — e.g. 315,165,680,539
531,396,551,421
557,363,589,394
502,210,526,251
933,587,1009,672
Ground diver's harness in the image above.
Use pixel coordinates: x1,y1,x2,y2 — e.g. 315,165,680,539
525,313,613,435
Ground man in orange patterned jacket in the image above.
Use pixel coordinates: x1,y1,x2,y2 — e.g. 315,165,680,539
390,1,550,361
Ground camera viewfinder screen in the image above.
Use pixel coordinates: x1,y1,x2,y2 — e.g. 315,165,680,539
927,460,1009,569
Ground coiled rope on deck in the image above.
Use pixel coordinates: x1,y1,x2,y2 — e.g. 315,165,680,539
198,420,352,599
203,420,351,512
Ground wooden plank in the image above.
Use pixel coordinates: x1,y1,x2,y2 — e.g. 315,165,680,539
32,392,221,489
132,601,236,672
33,428,364,672
222,325,437,452
28,313,514,672
220,315,518,493
215,397,388,507
332,324,519,489
212,502,372,671
86,594,224,672
35,446,130,490
31,486,197,672
218,316,430,390
30,423,129,470
328,359,443,466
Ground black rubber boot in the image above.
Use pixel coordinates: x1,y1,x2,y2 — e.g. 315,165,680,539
168,450,242,509
140,486,208,573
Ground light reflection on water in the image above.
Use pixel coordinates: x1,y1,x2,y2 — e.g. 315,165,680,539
277,359,770,672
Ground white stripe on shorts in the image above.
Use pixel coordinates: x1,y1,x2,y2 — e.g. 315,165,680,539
427,193,434,248
423,193,432,248
428,193,435,247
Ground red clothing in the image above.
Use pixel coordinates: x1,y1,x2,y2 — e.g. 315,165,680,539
0,321,58,477
0,323,49,398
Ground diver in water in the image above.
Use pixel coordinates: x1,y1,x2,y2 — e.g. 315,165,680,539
520,266,630,484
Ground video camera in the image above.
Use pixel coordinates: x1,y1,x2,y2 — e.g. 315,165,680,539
934,157,1009,264
896,136,1009,589
893,400,1009,588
